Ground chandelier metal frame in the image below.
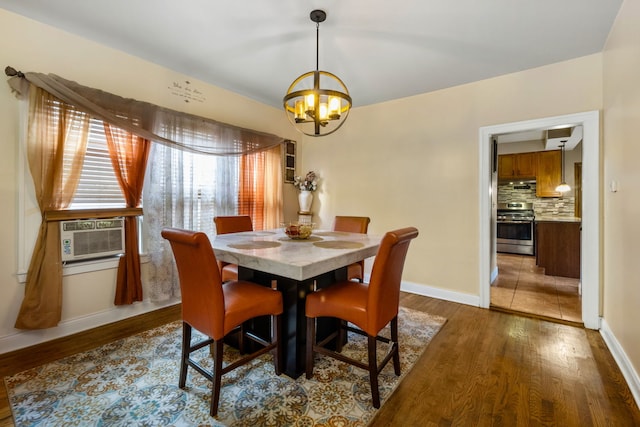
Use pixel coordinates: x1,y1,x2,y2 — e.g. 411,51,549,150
283,10,352,137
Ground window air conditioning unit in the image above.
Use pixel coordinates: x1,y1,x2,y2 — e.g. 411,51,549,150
60,218,125,262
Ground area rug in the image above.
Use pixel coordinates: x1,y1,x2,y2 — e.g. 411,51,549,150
4,306,446,427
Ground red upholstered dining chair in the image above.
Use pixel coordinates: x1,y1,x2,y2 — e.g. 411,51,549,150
161,227,282,417
305,227,419,408
333,216,371,281
214,215,253,282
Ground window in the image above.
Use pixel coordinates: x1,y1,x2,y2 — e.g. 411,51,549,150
66,118,126,209
16,88,282,287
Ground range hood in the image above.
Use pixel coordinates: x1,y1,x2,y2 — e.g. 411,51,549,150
498,178,536,186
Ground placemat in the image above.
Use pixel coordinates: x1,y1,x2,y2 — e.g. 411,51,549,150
313,240,365,249
228,241,281,249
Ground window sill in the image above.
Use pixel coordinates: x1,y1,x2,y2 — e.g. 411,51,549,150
16,254,150,284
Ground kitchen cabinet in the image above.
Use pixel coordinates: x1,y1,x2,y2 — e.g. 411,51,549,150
535,220,580,278
498,149,563,197
498,152,537,180
536,150,562,197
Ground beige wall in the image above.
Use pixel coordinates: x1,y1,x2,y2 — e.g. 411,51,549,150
603,0,640,380
0,7,628,382
301,54,602,297
0,9,298,344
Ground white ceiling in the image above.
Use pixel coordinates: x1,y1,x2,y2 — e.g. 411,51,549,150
0,0,623,109
496,126,582,151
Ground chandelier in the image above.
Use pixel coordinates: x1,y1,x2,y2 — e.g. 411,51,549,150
283,10,352,137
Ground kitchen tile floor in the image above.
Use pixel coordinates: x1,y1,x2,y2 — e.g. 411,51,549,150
491,252,582,324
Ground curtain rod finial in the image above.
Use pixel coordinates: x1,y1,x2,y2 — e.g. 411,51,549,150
5,66,24,77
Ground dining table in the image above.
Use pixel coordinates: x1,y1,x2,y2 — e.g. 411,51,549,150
211,227,381,378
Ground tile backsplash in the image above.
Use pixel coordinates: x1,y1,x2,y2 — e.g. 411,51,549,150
497,182,576,217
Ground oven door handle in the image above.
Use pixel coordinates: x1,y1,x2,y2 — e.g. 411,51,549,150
497,220,533,223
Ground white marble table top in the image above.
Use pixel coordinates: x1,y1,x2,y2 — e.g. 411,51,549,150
211,229,382,281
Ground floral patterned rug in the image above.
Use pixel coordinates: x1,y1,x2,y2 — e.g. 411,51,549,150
4,306,446,427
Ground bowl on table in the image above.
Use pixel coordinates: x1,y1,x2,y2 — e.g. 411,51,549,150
282,222,315,240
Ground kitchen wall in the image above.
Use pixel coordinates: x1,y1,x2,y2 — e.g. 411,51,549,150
497,141,582,218
497,183,576,218
496,137,582,218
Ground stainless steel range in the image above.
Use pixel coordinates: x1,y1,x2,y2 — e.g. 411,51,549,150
496,202,535,255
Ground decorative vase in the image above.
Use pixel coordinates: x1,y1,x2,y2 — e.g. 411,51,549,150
298,190,313,213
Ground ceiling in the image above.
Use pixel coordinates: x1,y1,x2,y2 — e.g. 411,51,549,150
0,1,623,109
495,126,582,151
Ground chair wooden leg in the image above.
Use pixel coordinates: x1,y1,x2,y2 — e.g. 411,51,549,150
391,316,401,376
367,335,381,408
306,317,316,379
273,314,282,375
336,319,347,352
210,340,224,417
238,323,245,355
179,322,191,388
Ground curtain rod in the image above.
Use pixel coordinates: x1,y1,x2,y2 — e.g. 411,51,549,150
5,66,24,78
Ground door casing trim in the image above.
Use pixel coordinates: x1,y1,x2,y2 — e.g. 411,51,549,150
478,111,600,329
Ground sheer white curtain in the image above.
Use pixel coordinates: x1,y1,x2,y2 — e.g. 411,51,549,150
143,141,239,301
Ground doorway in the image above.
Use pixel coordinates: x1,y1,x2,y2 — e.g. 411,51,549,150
478,111,600,329
490,131,582,323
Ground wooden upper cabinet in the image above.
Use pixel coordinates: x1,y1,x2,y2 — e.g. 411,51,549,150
536,150,562,197
498,150,563,197
498,155,516,179
498,152,537,180
515,152,537,178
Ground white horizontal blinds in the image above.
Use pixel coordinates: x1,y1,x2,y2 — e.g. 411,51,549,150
67,117,126,209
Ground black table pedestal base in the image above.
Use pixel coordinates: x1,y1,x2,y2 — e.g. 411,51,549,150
238,266,346,378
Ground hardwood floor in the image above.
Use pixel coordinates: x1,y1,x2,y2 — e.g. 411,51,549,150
373,293,639,426
491,252,582,324
2,294,639,426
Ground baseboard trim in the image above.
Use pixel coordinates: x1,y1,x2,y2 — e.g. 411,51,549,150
600,319,640,411
400,280,480,307
0,297,181,354
490,265,499,284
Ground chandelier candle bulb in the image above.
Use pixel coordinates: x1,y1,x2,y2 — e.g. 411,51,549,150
295,100,305,122
319,102,328,120
328,96,340,119
305,94,315,114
